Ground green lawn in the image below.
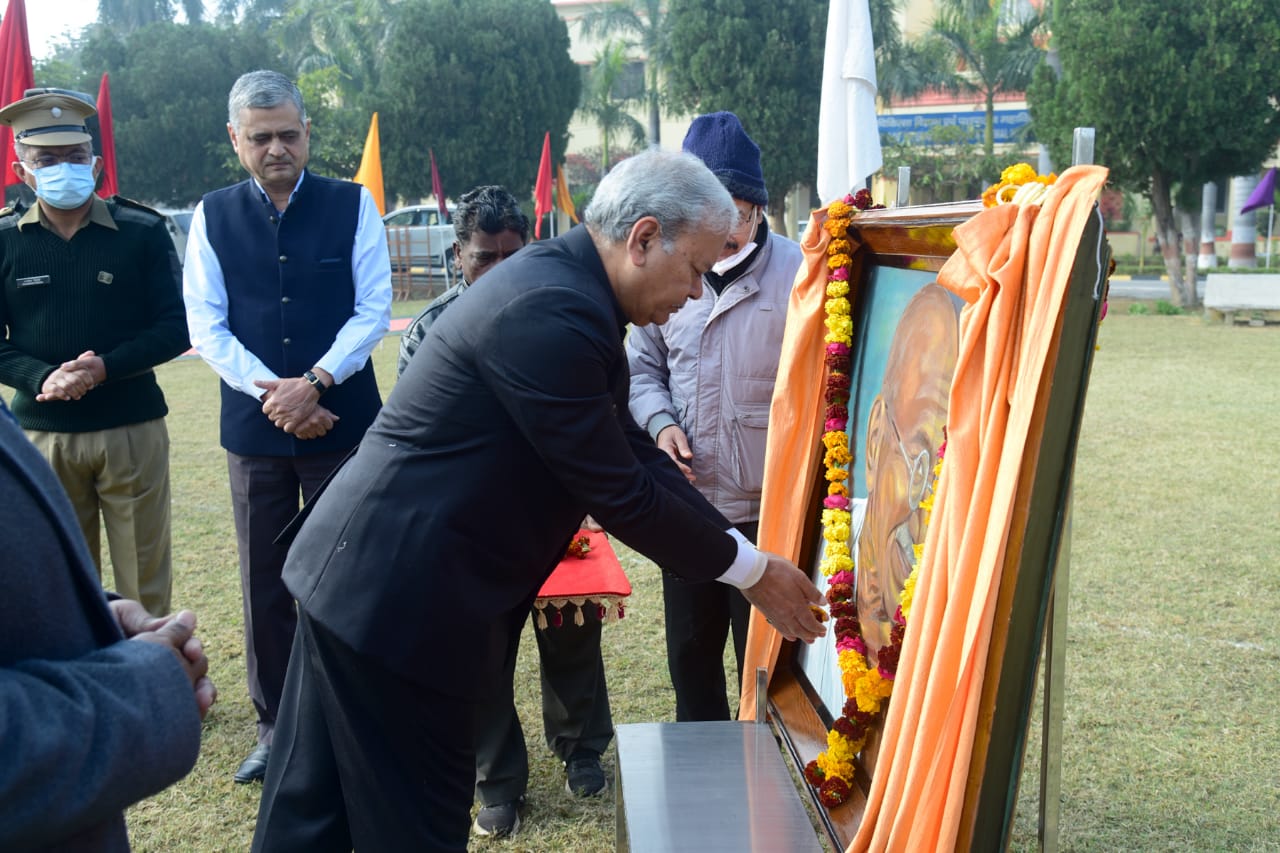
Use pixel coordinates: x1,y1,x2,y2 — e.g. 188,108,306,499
12,303,1280,851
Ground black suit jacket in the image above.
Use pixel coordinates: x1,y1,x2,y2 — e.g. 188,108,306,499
282,226,738,699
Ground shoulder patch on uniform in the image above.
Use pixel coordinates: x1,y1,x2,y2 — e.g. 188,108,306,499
111,196,164,218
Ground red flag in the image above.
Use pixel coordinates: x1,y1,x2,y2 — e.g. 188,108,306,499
0,0,34,190
429,148,447,221
95,73,119,198
534,131,552,238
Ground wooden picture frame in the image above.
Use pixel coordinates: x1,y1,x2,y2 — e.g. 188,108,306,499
766,200,1110,851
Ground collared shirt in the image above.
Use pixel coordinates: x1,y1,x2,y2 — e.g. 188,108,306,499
17,196,119,234
183,171,391,399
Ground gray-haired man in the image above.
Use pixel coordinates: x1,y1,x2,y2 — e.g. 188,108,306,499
182,69,391,783
251,149,825,852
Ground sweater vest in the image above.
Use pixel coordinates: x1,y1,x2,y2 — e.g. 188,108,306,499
203,175,381,456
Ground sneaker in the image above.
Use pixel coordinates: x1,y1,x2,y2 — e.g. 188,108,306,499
564,752,607,797
473,799,521,838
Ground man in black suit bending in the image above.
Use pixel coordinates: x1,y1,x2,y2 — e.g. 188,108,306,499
251,148,827,853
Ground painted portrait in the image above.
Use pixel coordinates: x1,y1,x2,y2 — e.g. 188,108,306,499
798,268,961,711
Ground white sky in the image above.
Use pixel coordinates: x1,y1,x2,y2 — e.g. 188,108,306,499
23,0,210,61
25,0,99,61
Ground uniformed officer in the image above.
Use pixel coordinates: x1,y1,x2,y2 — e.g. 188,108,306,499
0,90,191,615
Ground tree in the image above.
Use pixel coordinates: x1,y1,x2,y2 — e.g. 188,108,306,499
96,0,203,32
869,0,954,105
377,0,580,203
665,0,826,228
578,0,671,147
927,0,1047,161
296,65,370,181
578,41,647,174
881,124,991,203
80,22,282,204
1029,0,1280,307
273,0,396,105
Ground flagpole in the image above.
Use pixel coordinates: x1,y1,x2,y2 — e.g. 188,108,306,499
1268,204,1274,268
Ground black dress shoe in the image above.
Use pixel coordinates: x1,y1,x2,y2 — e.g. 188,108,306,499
234,743,271,784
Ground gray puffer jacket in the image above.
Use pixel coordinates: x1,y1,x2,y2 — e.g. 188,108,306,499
626,230,802,525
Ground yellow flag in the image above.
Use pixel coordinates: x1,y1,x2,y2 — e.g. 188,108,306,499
555,164,578,224
353,112,385,215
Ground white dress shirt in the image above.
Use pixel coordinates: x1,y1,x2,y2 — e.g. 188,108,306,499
182,172,392,399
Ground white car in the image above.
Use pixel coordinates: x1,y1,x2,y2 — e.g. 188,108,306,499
383,204,457,284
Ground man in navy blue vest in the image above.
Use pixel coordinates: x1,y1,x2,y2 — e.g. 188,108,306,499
182,70,391,783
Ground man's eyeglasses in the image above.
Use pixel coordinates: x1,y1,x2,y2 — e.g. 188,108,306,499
887,408,931,512
734,204,759,233
25,151,93,169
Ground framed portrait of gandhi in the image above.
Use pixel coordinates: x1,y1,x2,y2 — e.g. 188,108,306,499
765,198,1110,851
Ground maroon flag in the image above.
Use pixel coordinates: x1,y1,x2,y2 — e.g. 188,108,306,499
534,131,552,238
0,0,34,190
95,72,119,197
430,148,447,220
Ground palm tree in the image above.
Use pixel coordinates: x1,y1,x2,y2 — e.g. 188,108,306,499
579,0,669,147
578,41,647,173
928,0,1048,159
870,0,954,105
274,0,397,104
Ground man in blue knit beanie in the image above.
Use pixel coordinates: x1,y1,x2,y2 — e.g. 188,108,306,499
627,111,805,722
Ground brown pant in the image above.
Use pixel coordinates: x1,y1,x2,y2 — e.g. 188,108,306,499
27,418,173,615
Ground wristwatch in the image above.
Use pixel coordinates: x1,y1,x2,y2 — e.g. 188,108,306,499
302,369,328,396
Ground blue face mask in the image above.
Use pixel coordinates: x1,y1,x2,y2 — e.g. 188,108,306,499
30,161,97,210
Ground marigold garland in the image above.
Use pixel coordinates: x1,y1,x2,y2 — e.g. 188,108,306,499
801,188,949,810
982,162,1058,208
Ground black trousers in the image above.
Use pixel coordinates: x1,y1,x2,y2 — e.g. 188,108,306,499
227,449,349,744
253,612,477,853
662,520,756,721
473,612,613,806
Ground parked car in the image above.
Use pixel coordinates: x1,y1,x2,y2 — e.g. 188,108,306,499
156,207,195,264
383,205,457,293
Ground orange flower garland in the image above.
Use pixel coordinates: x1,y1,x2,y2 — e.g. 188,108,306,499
982,162,1057,208
801,189,944,810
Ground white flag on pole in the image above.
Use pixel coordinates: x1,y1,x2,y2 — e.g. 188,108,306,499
817,0,882,204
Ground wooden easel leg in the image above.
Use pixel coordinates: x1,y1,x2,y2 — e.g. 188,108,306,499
1039,501,1070,853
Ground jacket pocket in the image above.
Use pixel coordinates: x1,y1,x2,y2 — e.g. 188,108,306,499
727,404,770,494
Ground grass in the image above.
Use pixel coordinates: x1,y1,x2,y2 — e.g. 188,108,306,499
10,302,1280,851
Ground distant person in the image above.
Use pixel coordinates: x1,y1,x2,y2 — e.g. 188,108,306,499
396,185,527,374
0,396,215,851
0,89,190,616
627,111,804,721
396,185,612,838
251,149,826,852
182,70,391,784
856,283,957,659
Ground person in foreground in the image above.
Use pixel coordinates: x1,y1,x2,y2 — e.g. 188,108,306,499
0,397,215,851
628,110,804,722
251,149,826,852
182,70,391,784
397,185,614,839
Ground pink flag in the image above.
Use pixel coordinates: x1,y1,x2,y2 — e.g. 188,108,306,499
430,148,447,220
534,131,552,238
0,0,34,189
95,72,119,197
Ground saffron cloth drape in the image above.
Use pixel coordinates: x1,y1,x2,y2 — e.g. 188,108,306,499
740,165,1108,851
